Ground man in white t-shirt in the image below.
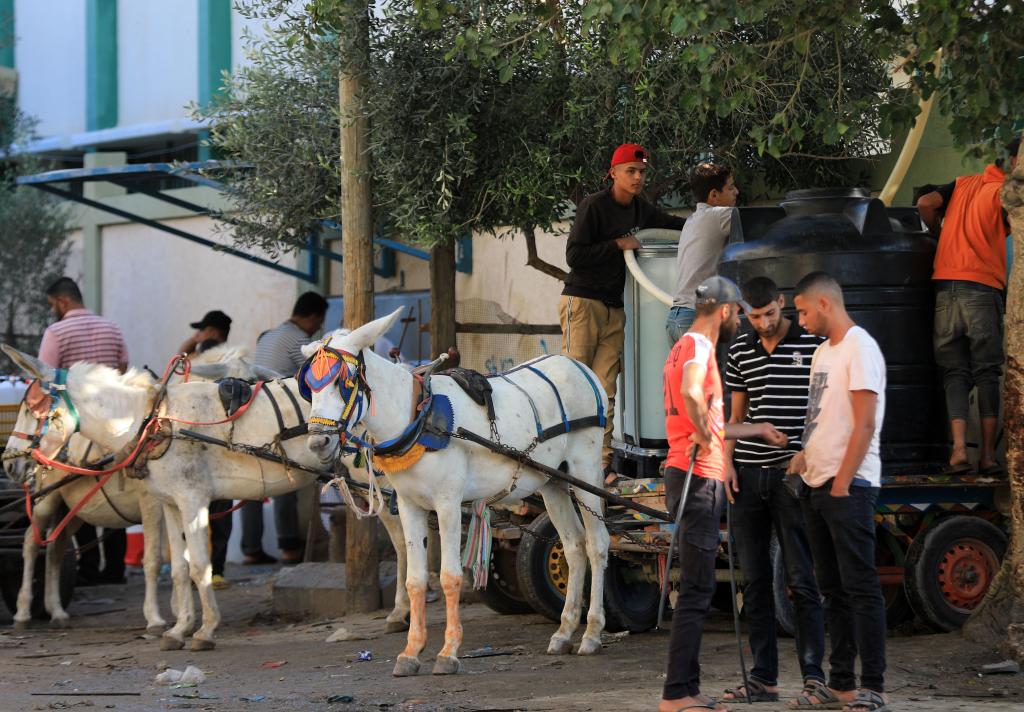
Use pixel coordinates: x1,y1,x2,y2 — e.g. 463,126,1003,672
787,272,889,712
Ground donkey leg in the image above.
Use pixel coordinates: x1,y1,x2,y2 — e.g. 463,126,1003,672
161,506,194,650
44,523,75,627
177,502,221,651
539,485,589,655
393,500,428,677
13,502,50,629
379,508,410,633
572,487,609,655
139,495,167,634
432,500,465,675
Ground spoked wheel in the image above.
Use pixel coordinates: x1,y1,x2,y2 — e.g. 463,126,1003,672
477,543,534,615
603,554,660,632
516,512,570,623
905,516,1006,632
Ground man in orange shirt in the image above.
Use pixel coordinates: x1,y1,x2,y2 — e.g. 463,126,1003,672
916,136,1018,474
659,276,787,712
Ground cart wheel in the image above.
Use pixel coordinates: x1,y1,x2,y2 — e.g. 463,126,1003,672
0,548,77,621
516,512,569,623
477,544,534,615
905,516,1006,632
604,555,660,632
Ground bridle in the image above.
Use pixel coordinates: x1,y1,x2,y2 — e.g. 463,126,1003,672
10,373,79,453
297,342,372,450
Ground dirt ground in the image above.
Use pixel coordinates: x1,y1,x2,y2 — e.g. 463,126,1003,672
1,563,1022,712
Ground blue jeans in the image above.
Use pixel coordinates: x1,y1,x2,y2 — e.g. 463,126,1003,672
732,466,825,686
663,471,725,700
666,306,696,346
801,485,886,693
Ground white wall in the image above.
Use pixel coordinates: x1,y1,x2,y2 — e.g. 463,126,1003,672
117,0,197,126
64,229,84,284
15,0,87,137
100,216,301,368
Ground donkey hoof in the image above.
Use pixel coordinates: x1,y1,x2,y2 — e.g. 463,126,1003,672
432,655,462,675
576,636,602,655
49,617,71,629
384,618,410,634
392,655,421,677
13,620,30,631
546,637,573,655
190,637,216,651
146,625,167,636
159,635,185,651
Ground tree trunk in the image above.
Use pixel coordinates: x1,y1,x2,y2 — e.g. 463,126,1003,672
429,241,457,358
339,1,380,615
963,138,1024,658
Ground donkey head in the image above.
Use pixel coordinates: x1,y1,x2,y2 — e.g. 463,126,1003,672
2,346,79,482
303,307,402,464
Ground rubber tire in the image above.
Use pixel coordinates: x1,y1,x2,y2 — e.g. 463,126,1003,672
603,555,661,633
905,515,1007,632
516,512,569,623
477,544,534,615
0,548,77,621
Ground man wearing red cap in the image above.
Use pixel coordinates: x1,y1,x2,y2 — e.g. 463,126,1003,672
560,143,686,482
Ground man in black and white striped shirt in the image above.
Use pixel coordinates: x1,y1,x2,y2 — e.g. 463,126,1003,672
719,277,826,704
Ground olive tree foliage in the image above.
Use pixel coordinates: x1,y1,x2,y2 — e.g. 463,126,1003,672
420,0,1024,164
199,0,893,268
0,100,70,363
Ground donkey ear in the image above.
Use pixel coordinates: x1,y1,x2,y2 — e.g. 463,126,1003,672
2,345,56,383
187,362,230,381
344,308,404,353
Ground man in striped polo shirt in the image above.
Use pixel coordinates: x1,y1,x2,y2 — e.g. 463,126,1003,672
721,276,826,704
38,277,130,585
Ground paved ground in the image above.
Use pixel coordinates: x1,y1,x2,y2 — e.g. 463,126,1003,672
1,563,1022,712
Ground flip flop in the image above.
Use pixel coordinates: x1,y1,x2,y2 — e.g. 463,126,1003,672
789,680,844,709
939,462,973,475
977,464,1005,476
722,678,779,702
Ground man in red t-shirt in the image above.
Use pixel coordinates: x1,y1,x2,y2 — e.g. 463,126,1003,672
660,276,788,712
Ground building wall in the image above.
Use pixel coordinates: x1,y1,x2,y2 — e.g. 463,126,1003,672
15,0,87,137
117,1,197,127
99,215,299,368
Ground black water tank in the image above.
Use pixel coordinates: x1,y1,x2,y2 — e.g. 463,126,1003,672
720,188,946,471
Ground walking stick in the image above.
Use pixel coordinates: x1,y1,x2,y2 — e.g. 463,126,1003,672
726,499,752,704
656,443,699,630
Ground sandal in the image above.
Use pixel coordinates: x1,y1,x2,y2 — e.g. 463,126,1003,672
789,680,844,709
843,690,889,712
722,678,779,703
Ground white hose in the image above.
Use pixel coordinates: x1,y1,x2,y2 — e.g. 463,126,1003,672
624,228,680,306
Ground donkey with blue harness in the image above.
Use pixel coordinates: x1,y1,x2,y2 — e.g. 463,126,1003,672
303,308,611,678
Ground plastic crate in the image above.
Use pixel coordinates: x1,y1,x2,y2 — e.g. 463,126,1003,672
0,403,20,449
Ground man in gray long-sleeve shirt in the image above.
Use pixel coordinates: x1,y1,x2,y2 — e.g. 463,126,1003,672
241,291,329,565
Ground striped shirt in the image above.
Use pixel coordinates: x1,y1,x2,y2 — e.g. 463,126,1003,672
254,320,314,377
38,309,129,370
725,321,821,466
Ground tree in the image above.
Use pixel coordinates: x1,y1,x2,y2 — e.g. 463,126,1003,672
0,100,70,368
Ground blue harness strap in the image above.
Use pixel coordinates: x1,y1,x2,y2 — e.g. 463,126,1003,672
498,375,543,439
525,365,569,434
566,359,606,427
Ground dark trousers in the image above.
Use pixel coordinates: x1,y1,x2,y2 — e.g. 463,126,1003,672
801,485,886,693
77,525,126,579
209,500,234,577
663,469,725,700
732,466,825,686
241,492,303,556
933,280,1005,420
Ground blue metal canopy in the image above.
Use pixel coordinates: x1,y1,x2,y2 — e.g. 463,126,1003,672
16,161,470,282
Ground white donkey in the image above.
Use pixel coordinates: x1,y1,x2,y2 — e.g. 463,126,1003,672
0,346,275,633
3,346,412,650
304,309,611,677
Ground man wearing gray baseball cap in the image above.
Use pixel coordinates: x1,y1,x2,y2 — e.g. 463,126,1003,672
660,275,785,712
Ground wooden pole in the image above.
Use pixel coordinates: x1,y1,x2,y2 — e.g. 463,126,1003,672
339,1,379,614
429,241,457,358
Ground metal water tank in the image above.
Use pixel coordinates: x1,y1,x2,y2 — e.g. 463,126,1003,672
719,188,946,469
